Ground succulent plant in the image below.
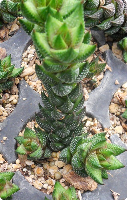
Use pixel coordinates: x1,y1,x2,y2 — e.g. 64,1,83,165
0,55,23,93
19,0,106,152
0,0,21,27
84,0,127,36
60,133,126,184
45,181,78,200
15,127,51,160
0,172,19,199
118,37,127,62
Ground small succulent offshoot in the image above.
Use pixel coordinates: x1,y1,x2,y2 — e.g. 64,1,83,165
0,55,23,94
60,133,126,184
84,0,127,36
0,172,19,199
45,181,78,200
15,127,51,160
118,37,127,63
0,0,21,27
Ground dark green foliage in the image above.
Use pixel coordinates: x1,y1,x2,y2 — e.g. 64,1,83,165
0,55,23,93
60,133,126,184
0,0,21,26
45,181,78,200
84,0,127,36
0,172,19,199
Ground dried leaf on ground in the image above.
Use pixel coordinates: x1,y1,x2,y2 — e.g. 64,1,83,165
63,171,97,191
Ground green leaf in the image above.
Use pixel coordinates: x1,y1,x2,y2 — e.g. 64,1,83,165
52,182,66,200
51,108,65,120
103,155,125,170
65,3,84,28
19,18,34,34
50,141,65,151
73,43,96,63
85,161,103,184
68,83,83,102
29,146,43,159
15,136,24,145
87,152,102,168
43,147,51,158
72,152,84,170
58,97,74,113
50,47,79,64
98,148,114,157
75,62,89,83
77,142,91,162
48,90,64,106
56,64,79,83
21,0,42,25
51,83,76,97
60,147,72,163
10,67,24,78
96,17,114,30
41,92,54,110
101,169,108,179
46,14,62,47
83,31,91,44
24,127,36,139
70,136,85,155
53,34,68,49
122,109,127,119
0,172,14,181
31,31,50,59
123,51,127,63
56,127,70,138
15,144,27,155
71,23,84,47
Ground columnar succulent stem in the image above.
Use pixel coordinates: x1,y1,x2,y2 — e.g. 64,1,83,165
18,0,104,153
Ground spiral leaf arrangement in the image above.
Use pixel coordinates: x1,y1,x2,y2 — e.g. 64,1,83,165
45,181,78,200
15,127,51,160
0,172,19,199
0,0,21,27
19,0,106,153
0,55,23,93
60,132,126,184
84,0,127,36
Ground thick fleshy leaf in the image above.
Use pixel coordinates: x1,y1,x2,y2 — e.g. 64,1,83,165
58,97,74,113
65,3,84,28
29,146,43,159
53,34,68,49
24,127,36,139
70,136,85,155
96,17,114,30
21,0,42,25
50,48,79,63
71,152,84,170
85,161,103,184
56,64,79,83
68,83,83,102
19,18,34,34
15,144,27,155
77,142,91,162
71,23,84,47
32,31,50,59
60,147,72,163
103,155,125,170
43,57,68,73
73,43,96,63
41,92,54,110
52,182,66,200
46,14,62,47
10,67,24,78
87,152,102,168
51,83,76,97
